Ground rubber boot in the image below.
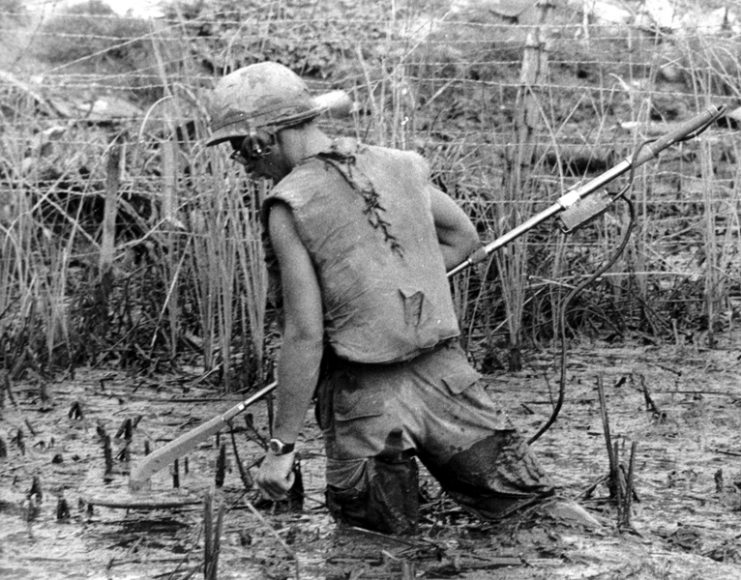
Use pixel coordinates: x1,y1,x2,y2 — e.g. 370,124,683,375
426,431,554,520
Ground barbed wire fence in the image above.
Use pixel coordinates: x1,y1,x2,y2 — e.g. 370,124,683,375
0,0,739,379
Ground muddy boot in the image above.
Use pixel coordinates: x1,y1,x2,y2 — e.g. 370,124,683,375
425,431,555,520
327,429,419,535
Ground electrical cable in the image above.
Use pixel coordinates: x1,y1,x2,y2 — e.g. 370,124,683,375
528,194,636,444
527,105,725,444
527,140,649,445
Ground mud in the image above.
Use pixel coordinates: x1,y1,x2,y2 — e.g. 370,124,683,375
1,330,740,579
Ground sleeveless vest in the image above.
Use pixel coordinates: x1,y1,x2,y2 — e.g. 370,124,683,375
263,139,460,364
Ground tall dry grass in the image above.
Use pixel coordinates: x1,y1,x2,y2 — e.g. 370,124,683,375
131,31,270,388
185,150,268,391
1,1,739,381
0,96,99,368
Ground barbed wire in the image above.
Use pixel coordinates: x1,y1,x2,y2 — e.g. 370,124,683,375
3,9,741,31
2,11,739,217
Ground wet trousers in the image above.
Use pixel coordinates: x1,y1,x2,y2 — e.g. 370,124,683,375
317,341,555,535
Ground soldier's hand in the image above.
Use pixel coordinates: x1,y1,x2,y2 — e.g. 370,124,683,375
255,450,296,500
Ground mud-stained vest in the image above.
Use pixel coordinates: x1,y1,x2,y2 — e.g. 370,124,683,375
262,139,461,364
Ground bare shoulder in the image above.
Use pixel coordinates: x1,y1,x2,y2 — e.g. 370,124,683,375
429,186,473,228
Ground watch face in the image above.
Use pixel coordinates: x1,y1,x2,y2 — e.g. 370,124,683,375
268,438,294,454
268,439,282,454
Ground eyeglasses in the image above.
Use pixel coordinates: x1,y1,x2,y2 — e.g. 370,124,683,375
229,147,253,167
229,134,275,168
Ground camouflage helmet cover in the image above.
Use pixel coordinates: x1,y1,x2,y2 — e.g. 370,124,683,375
206,62,324,147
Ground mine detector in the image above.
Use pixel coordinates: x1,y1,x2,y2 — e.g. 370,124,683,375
129,104,726,492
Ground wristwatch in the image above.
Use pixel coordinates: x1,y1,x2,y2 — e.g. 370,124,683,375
268,438,295,455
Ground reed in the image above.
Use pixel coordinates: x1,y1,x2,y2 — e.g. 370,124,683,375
184,139,268,390
0,99,87,368
489,1,555,370
685,41,741,342
1,0,739,378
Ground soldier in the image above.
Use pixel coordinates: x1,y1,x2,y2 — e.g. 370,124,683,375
206,62,597,534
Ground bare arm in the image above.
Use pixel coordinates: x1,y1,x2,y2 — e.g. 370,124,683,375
256,202,324,498
429,186,481,270
268,203,324,442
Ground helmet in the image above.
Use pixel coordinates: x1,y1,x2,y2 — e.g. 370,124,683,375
206,62,324,147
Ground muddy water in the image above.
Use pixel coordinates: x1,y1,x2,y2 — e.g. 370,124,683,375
2,332,741,579
0,371,339,580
